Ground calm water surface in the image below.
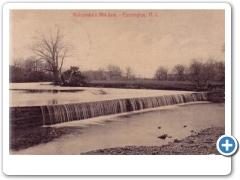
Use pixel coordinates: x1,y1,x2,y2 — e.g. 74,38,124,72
10,82,192,107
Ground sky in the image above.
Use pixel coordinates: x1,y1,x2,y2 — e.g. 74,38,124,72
10,10,225,78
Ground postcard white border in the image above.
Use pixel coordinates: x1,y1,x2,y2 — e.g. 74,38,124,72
3,2,231,175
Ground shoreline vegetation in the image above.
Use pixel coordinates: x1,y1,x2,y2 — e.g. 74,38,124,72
10,126,224,155
89,80,224,92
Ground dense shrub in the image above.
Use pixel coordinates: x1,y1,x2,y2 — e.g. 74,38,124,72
10,66,52,83
62,68,89,87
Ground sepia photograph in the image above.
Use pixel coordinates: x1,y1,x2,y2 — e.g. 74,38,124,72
9,8,225,156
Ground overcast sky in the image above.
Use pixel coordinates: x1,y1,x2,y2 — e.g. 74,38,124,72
10,10,225,77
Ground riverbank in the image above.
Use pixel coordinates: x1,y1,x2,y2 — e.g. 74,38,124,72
10,80,225,92
90,80,225,91
82,127,224,155
10,126,82,151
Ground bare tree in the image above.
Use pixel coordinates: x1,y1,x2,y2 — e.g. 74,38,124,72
106,64,122,80
24,57,36,72
30,28,74,84
172,64,186,81
214,61,225,81
186,59,215,87
155,66,168,81
13,58,25,68
24,56,46,72
125,66,134,80
97,68,106,80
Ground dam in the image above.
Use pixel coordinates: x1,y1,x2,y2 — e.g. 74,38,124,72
10,82,209,127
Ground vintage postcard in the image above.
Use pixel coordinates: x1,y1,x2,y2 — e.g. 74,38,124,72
3,2,232,175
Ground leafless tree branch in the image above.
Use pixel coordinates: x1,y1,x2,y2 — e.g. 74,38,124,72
30,27,75,84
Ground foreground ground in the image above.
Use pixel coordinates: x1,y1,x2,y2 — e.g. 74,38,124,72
10,126,81,150
11,126,224,155
82,127,224,155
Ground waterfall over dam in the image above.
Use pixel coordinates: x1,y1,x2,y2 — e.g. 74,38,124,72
10,92,208,127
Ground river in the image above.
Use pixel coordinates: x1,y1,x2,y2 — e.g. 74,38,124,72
10,102,224,155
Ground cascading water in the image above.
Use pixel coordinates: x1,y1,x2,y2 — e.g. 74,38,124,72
39,92,208,126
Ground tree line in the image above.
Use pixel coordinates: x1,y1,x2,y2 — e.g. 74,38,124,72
10,27,225,88
10,57,225,88
154,58,225,87
83,65,136,81
83,58,225,89
10,56,53,82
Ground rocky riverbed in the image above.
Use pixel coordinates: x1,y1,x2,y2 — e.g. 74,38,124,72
82,127,224,155
10,126,82,150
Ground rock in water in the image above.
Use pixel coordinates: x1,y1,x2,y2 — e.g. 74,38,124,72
158,134,168,140
174,139,181,143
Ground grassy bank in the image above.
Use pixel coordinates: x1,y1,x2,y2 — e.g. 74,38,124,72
89,80,224,91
